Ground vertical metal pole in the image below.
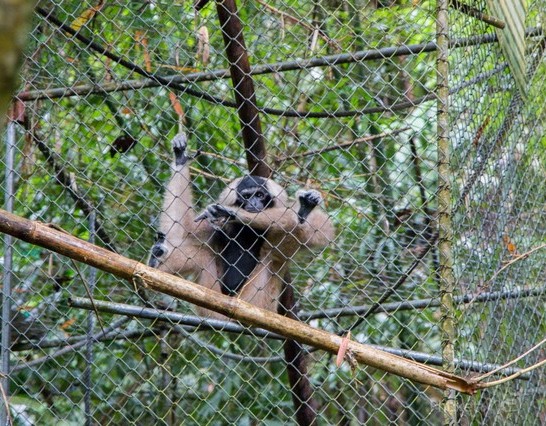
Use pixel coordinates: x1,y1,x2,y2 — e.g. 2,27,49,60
437,2,457,425
1,121,16,425
84,212,96,426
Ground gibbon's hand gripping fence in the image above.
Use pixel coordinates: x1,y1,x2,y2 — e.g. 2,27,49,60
2,0,546,425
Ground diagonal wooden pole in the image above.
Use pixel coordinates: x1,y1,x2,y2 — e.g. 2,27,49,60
0,208,477,395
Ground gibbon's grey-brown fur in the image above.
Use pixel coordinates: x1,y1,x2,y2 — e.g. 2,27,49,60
149,133,334,319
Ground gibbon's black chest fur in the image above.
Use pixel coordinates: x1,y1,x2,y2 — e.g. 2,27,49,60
214,224,267,295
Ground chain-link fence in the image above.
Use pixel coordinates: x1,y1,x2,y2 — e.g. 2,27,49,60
1,0,545,424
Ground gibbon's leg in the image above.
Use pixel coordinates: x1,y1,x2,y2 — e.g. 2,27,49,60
237,255,284,312
149,133,212,275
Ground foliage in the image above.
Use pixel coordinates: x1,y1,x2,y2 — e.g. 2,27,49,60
2,0,545,424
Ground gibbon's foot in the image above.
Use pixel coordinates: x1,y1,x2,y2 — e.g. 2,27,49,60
195,204,237,224
296,189,322,223
148,232,167,268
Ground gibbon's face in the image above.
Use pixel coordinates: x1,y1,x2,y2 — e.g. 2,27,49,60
235,176,273,213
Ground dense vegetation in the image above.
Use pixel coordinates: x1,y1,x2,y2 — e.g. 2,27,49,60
2,0,545,424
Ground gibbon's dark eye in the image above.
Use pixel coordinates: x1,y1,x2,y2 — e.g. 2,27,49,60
256,191,264,199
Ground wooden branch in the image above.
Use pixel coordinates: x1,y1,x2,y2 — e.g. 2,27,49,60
211,1,309,420
450,0,505,29
0,209,478,394
70,296,282,339
212,1,315,420
17,32,531,102
30,129,117,252
215,0,271,177
275,127,410,162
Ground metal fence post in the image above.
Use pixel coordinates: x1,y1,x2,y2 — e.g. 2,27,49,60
1,121,16,425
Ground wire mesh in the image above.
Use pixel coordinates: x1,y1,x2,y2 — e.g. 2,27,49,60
1,0,545,424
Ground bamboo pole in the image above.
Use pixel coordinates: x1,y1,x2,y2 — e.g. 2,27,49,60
437,1,458,423
0,209,477,394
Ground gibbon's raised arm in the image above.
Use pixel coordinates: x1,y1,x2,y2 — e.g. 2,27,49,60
159,133,209,238
149,134,213,275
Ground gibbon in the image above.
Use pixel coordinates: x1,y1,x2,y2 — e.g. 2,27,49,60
149,133,334,319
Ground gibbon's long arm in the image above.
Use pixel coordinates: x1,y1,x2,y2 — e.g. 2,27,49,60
238,202,334,257
159,134,196,239
196,190,334,257
150,134,213,274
